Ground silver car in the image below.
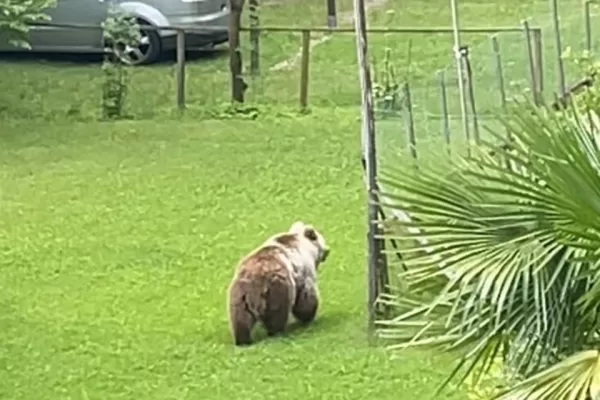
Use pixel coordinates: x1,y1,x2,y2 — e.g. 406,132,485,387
0,0,230,65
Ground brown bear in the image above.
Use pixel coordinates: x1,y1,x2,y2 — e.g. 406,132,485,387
227,221,329,346
288,221,324,325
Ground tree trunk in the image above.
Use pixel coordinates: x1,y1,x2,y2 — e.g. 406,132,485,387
228,0,248,103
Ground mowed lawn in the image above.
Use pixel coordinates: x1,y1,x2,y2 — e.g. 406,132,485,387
2,0,590,397
0,0,588,121
0,112,463,400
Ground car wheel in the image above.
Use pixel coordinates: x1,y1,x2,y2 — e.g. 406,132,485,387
116,21,161,66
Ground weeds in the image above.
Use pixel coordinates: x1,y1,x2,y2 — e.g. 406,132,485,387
101,4,140,119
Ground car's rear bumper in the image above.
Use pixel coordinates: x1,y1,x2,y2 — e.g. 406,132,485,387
160,8,229,49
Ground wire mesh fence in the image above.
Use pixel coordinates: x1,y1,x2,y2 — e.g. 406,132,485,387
375,0,600,175
362,0,600,314
0,0,598,124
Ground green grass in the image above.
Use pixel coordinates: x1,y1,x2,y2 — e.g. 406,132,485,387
0,111,464,400
2,0,599,398
1,0,596,121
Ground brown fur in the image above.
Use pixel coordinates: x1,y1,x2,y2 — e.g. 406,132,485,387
227,222,329,346
228,245,295,346
273,233,298,248
292,284,319,324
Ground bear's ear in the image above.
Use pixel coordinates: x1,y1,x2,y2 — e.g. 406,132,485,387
304,225,318,241
290,221,305,234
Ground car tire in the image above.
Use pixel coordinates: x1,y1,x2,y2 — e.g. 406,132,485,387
115,19,162,66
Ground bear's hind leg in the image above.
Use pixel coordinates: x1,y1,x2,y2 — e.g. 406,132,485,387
292,285,319,325
231,307,255,346
262,307,289,337
229,290,257,346
262,278,292,337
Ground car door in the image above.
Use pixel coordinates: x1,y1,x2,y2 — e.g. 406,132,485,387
29,0,109,51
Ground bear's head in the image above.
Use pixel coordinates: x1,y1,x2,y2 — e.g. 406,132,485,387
289,221,330,266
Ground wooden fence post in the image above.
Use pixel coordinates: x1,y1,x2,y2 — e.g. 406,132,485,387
551,0,566,97
229,0,248,103
249,0,260,76
176,29,186,110
585,0,593,52
327,0,337,28
299,30,311,110
532,28,544,97
353,0,382,334
403,82,417,160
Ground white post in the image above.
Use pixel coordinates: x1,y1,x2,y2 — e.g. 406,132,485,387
449,0,471,154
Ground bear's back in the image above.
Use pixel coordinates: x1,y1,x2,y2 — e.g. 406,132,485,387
236,244,293,283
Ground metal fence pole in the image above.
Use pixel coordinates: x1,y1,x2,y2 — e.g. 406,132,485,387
461,46,480,144
450,0,471,155
491,35,507,109
438,70,451,154
523,20,540,104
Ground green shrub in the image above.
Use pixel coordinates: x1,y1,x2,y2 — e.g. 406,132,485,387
0,0,55,49
100,4,140,119
376,101,600,400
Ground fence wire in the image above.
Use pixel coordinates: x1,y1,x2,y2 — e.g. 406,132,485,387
0,0,599,123
375,1,600,175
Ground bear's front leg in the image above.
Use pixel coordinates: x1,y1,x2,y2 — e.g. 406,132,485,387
292,284,319,324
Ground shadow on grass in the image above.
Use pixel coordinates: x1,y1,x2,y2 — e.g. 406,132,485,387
288,311,347,335
231,312,348,348
0,46,228,66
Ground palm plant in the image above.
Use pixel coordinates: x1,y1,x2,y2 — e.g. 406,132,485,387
376,102,600,399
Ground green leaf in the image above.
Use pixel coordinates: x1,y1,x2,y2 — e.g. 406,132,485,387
376,101,600,398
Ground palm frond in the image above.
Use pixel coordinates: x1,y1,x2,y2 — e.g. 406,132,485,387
376,102,600,397
495,350,600,400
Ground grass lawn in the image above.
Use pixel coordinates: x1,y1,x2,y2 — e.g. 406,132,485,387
1,0,599,398
0,111,464,400
0,0,596,121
